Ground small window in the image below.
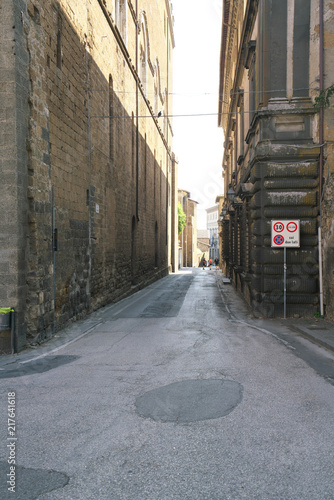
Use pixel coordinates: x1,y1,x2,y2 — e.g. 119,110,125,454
115,0,127,42
139,28,147,95
154,60,161,116
56,14,62,69
109,75,114,160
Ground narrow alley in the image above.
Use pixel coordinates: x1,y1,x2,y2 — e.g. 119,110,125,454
0,268,333,499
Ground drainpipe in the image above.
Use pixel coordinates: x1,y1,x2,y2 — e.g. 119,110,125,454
318,0,324,317
135,0,139,221
166,17,169,247
86,1,93,313
52,186,56,335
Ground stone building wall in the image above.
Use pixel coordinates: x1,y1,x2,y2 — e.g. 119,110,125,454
0,0,31,351
218,0,334,318
186,200,198,267
178,189,190,268
0,0,176,350
317,0,334,320
178,189,198,268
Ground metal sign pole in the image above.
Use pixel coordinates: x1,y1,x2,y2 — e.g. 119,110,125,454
284,247,287,319
272,220,300,319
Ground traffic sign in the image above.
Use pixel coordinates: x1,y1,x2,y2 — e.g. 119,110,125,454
273,222,284,233
271,220,300,247
273,234,284,245
287,221,297,232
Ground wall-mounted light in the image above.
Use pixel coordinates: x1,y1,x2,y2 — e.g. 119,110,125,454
220,206,228,220
227,186,236,203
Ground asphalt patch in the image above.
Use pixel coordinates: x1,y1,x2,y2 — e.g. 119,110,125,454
0,355,79,378
136,378,243,423
0,462,69,499
139,276,194,318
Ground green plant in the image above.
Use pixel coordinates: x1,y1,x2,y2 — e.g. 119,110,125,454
314,84,334,111
178,202,186,235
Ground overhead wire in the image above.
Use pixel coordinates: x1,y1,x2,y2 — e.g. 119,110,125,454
87,85,319,96
90,107,318,119
88,84,323,119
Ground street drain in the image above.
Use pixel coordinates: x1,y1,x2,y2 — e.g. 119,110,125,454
135,378,243,423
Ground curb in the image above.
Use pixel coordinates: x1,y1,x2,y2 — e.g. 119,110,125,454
285,323,334,354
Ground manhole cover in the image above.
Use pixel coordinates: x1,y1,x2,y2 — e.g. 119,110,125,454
135,379,243,423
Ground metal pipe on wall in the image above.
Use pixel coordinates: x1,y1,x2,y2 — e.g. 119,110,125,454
319,0,324,201
319,0,324,317
166,17,169,246
136,0,139,222
85,0,92,312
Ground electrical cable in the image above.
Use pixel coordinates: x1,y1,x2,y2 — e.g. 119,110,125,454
90,107,318,119
87,85,320,96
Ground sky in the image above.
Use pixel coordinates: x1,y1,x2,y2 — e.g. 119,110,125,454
171,0,224,229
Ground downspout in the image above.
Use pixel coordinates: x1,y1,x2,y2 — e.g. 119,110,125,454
52,186,56,336
135,0,139,221
166,17,169,248
319,0,324,200
85,0,92,312
318,0,324,317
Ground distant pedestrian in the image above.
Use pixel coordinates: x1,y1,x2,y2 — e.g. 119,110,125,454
209,258,212,270
214,258,219,267
202,259,207,269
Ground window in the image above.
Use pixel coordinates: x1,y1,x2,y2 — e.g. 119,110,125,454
154,61,159,115
56,13,62,69
109,75,114,160
139,21,148,95
237,90,245,159
114,0,127,42
114,0,119,27
139,41,147,95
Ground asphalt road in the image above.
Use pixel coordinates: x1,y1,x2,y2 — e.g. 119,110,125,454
0,268,334,499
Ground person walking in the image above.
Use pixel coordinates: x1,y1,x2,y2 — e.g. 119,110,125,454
209,258,212,270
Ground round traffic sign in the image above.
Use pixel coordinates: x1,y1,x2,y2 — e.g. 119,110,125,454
274,234,284,245
273,222,284,232
287,222,297,232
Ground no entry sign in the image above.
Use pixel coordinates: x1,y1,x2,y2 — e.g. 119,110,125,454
271,220,300,247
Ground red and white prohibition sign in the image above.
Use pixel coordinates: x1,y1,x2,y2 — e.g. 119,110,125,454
287,221,298,232
273,222,284,233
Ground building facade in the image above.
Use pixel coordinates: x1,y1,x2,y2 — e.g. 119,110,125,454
215,195,224,270
197,229,210,266
218,0,334,318
0,0,177,351
178,189,198,267
206,205,219,261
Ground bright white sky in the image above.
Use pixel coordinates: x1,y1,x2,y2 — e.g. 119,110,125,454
172,0,224,229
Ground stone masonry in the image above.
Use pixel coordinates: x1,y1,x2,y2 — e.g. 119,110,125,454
0,0,177,351
218,0,334,318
